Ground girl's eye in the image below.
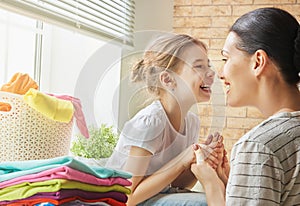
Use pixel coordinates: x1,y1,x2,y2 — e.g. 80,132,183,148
193,64,212,71
194,65,203,69
222,58,227,62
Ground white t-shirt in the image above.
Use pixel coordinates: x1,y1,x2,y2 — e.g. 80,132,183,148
106,100,200,176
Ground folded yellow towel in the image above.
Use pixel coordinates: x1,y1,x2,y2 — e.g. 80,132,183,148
23,88,74,123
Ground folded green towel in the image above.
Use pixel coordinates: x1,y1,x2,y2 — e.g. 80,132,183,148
0,179,131,201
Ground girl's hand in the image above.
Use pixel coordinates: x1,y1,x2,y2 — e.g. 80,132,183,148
195,143,219,169
197,132,224,169
179,145,197,169
192,145,218,182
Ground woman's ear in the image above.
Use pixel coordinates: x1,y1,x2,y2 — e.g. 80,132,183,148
252,49,268,76
160,71,176,89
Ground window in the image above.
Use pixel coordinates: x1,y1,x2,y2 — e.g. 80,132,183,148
0,9,37,85
0,0,135,47
0,7,123,128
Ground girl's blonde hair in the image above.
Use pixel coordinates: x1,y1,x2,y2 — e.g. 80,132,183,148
131,33,207,96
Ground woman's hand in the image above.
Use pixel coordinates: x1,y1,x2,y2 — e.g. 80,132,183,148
216,145,230,185
198,132,230,185
191,161,220,187
194,143,219,169
198,132,224,169
191,146,226,206
207,132,230,186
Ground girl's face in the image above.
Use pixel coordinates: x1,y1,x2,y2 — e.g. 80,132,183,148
175,44,215,104
219,32,257,107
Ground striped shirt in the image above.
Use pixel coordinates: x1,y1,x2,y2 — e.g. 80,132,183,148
226,111,300,206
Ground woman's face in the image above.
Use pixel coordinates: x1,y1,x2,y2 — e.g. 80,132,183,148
219,32,257,107
175,44,215,104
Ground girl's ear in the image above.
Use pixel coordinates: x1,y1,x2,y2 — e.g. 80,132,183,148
160,71,176,89
252,49,268,76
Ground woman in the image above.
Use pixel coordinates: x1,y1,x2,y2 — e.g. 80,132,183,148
191,7,300,206
106,33,221,205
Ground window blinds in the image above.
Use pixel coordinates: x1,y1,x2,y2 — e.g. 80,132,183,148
0,0,135,47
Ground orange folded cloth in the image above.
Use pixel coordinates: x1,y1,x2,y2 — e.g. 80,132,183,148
1,73,38,94
0,102,11,112
0,73,38,111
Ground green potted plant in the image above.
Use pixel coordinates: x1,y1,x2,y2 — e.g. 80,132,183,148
70,124,119,166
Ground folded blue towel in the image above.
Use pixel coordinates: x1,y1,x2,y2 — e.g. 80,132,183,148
0,156,132,182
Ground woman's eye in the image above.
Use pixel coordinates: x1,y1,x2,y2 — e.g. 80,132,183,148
222,58,227,62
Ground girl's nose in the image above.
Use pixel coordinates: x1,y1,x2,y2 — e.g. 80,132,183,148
206,69,215,78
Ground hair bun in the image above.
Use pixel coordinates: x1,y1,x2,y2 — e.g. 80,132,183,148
294,25,300,72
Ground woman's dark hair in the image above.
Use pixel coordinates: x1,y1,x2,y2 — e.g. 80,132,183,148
230,7,300,85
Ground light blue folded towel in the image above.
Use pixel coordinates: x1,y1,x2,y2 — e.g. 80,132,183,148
0,156,132,182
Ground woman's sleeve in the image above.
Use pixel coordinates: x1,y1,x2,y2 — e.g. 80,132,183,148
226,141,283,205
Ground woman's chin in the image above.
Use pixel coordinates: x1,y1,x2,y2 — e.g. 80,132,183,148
226,98,242,107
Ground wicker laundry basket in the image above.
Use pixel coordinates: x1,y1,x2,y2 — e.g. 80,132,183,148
0,91,73,162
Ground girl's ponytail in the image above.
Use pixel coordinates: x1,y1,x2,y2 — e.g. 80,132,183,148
131,59,145,83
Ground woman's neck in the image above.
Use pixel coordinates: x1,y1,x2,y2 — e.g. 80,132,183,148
258,84,300,117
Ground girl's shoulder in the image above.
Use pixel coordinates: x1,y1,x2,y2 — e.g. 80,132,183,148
125,100,166,132
136,100,165,117
133,100,165,119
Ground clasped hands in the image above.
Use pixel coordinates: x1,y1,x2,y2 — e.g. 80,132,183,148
192,132,230,187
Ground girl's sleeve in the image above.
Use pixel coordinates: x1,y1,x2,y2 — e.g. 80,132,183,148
121,113,166,154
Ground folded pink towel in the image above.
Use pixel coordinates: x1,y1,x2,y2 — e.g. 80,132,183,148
48,94,89,138
0,166,131,189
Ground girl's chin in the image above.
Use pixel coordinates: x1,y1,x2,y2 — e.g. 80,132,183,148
197,95,211,103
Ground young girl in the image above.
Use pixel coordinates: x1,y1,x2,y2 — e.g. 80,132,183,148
106,33,219,205
191,7,300,205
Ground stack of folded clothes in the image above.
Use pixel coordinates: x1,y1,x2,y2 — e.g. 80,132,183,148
0,156,132,206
